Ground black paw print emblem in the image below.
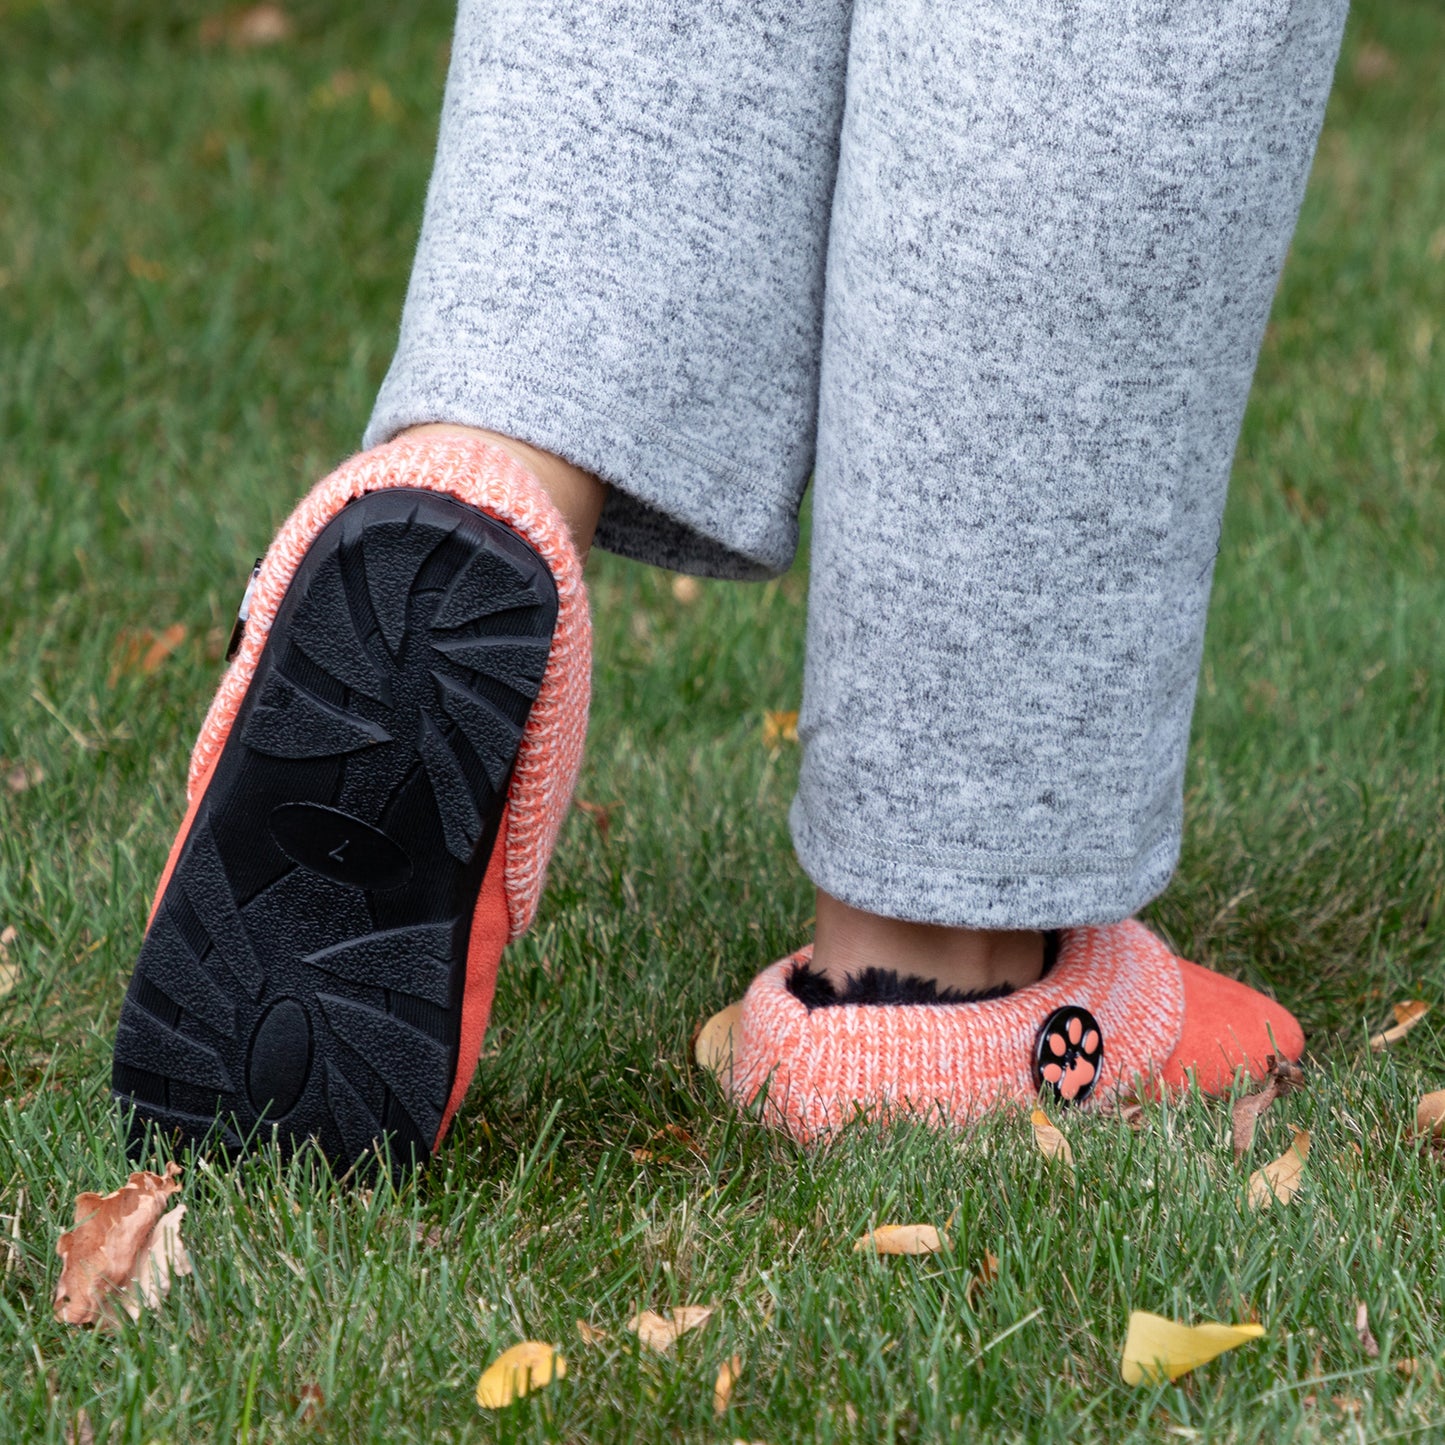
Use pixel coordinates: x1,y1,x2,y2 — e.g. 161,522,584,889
1034,1006,1103,1105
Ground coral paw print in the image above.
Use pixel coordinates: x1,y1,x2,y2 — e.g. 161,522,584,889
1034,1006,1104,1105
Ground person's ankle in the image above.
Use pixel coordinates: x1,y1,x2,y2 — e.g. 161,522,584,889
811,889,1045,998
396,422,606,561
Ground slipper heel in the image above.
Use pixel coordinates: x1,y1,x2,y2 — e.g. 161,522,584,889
114,486,559,1170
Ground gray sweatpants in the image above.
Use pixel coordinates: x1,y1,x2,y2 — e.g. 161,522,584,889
365,0,1349,929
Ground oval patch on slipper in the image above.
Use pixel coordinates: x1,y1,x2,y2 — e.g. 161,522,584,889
1034,1005,1103,1105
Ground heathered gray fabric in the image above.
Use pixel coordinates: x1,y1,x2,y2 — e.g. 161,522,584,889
366,0,1348,928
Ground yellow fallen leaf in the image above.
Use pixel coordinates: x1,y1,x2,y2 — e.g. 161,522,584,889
627,1305,714,1352
1030,1108,1074,1171
1416,1091,1445,1136
695,1002,742,1077
671,574,701,604
1120,1311,1266,1384
852,1224,950,1256
1369,1000,1430,1050
1247,1128,1310,1209
762,710,799,748
474,1342,566,1408
575,1319,607,1345
713,1354,742,1414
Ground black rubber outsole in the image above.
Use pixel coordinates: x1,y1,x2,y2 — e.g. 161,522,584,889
112,488,558,1172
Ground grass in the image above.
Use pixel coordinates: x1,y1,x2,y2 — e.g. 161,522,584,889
1,0,1443,1438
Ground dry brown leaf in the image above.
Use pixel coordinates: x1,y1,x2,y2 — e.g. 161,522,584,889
713,1354,742,1414
54,1163,187,1326
1232,1054,1305,1163
62,1410,94,1445
0,925,17,1001
574,799,619,841
1354,1302,1380,1359
762,710,799,749
575,1319,608,1345
1415,1091,1445,1136
1369,1000,1430,1050
1246,1128,1310,1209
1030,1108,1074,1171
671,575,701,605
966,1250,1000,1308
1396,1357,1421,1379
297,1383,324,1424
695,1002,742,1077
4,762,44,794
1332,1395,1363,1417
627,1305,714,1352
631,1124,701,1164
200,4,293,48
1115,1099,1147,1131
853,1223,950,1257
474,1341,565,1408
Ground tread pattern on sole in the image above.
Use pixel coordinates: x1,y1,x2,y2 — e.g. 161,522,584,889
113,489,558,1171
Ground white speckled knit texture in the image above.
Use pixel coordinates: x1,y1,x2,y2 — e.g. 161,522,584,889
366,0,1348,928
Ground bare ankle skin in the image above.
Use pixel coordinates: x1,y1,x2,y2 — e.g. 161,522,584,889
398,422,607,561
812,889,1045,996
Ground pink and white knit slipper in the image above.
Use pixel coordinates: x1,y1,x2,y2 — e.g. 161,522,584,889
724,920,1304,1143
112,435,589,1170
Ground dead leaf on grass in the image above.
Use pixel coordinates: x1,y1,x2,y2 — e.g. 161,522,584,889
574,799,619,841
671,575,701,604
1115,1098,1147,1131
853,1223,950,1256
1030,1108,1074,1172
1396,1357,1421,1379
0,925,18,1000
54,1163,190,1326
628,1305,714,1352
474,1342,566,1408
1415,1090,1445,1136
575,1319,608,1345
1369,1000,1430,1051
695,1002,742,1077
713,1354,742,1414
762,710,799,749
1232,1054,1306,1163
200,4,293,48
4,762,44,794
1354,1302,1380,1359
1246,1128,1310,1209
296,1384,324,1424
1353,42,1397,83
966,1250,1000,1308
632,1123,701,1163
110,624,189,686
62,1410,94,1445
1120,1311,1266,1385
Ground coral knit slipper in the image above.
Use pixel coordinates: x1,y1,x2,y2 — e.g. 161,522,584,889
112,435,589,1171
727,919,1304,1144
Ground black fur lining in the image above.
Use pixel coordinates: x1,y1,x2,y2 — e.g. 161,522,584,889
787,931,1062,1011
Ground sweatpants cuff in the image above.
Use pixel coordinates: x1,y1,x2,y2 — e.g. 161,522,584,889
364,352,800,581
788,794,1181,931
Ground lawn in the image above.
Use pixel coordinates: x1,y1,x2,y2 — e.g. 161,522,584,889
1,0,1443,1439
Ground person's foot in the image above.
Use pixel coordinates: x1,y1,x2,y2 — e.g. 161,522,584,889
112,432,592,1171
726,916,1304,1143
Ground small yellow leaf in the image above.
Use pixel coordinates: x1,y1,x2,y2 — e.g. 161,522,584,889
1030,1108,1074,1171
695,1002,742,1077
474,1342,566,1408
627,1304,714,1352
1120,1311,1266,1385
575,1319,607,1345
671,574,701,604
713,1354,742,1414
1369,1000,1430,1050
1247,1128,1310,1209
1417,1091,1445,1136
762,710,799,748
853,1224,949,1256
